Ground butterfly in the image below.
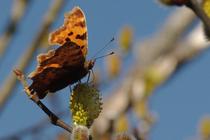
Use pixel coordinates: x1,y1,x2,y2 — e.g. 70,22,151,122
28,7,95,99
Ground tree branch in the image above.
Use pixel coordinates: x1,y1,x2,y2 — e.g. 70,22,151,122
13,69,72,133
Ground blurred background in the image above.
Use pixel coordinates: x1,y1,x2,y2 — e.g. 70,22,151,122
0,0,210,140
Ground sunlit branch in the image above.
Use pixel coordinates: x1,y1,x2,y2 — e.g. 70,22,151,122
13,69,72,133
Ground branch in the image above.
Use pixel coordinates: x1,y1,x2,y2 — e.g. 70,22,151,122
13,69,72,133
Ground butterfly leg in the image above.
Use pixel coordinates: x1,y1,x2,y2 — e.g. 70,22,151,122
90,69,95,83
86,70,91,83
69,85,72,93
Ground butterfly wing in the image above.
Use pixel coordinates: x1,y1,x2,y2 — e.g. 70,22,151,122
49,6,88,56
28,6,88,79
28,7,89,99
28,42,86,99
28,41,85,78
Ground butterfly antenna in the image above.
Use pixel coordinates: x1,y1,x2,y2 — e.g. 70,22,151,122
91,37,114,59
94,52,114,61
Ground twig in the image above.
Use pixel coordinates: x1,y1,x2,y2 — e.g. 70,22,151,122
13,69,72,133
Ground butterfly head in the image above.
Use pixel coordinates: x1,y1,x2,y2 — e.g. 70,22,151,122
85,59,95,70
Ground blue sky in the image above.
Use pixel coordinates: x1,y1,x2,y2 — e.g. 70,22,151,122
0,0,210,140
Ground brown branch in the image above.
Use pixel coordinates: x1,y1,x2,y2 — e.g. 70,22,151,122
0,0,66,114
13,69,72,133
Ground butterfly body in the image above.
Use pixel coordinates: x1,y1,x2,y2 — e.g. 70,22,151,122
28,7,93,99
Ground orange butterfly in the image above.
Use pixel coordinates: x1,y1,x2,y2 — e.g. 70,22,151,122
28,7,95,99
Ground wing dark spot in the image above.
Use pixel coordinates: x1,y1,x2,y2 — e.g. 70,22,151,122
68,32,73,36
65,38,71,42
74,21,86,28
76,32,87,40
